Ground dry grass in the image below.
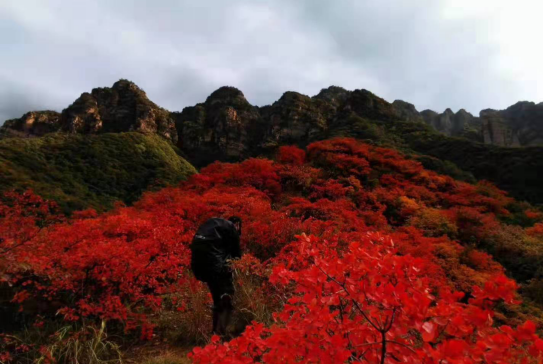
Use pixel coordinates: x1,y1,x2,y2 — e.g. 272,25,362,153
152,259,284,346
35,321,123,364
123,345,191,364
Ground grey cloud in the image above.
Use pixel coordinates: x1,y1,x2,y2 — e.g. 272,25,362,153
0,0,540,125
0,79,65,123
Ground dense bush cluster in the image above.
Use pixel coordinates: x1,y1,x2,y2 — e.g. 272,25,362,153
1,138,543,363
0,132,196,213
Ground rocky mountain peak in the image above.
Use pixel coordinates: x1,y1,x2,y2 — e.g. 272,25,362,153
3,81,543,153
420,109,439,117
277,91,311,104
418,107,481,140
314,86,350,106
456,109,472,117
392,100,423,122
0,111,61,138
343,89,398,121
57,79,177,142
111,79,142,92
205,86,248,107
480,109,499,118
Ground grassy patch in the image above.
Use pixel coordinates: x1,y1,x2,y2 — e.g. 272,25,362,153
0,133,196,213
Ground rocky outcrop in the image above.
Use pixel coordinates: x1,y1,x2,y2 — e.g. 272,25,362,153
489,102,543,146
313,86,350,107
2,80,543,204
0,80,177,143
3,79,543,153
172,86,261,166
480,110,520,147
172,86,403,166
259,90,335,149
419,108,481,140
392,100,423,123
61,80,177,142
0,111,61,138
417,101,543,147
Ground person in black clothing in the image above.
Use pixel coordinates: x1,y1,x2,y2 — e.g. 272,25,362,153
190,216,242,336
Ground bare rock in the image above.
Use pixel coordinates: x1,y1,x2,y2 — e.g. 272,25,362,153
61,80,177,142
0,111,61,138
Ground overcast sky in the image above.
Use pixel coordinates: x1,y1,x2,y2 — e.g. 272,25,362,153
1,0,542,124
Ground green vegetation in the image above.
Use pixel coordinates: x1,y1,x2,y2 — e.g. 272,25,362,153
330,116,543,205
0,132,196,213
394,120,543,204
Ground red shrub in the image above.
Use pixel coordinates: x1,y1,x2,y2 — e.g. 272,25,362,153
277,146,306,165
1,138,541,363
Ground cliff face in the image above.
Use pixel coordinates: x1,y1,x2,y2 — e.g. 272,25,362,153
3,80,542,150
0,80,177,143
417,101,543,147
172,86,261,166
495,102,543,146
259,91,332,148
480,109,520,147
392,100,423,123
61,80,177,142
0,111,61,138
172,86,405,166
1,79,542,203
417,108,482,141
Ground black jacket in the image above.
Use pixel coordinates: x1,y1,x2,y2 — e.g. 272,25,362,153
190,218,241,282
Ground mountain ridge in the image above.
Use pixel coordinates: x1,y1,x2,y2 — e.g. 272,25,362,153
2,80,543,204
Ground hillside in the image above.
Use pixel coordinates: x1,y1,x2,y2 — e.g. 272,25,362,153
2,138,543,363
2,81,542,205
174,86,543,205
0,132,196,213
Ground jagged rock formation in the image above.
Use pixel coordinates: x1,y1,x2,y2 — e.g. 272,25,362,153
0,80,177,143
258,90,333,149
0,111,61,138
172,86,397,166
416,101,543,147
392,100,423,123
172,86,261,166
480,109,520,147
4,80,542,150
313,85,350,106
61,80,177,142
2,79,543,204
417,108,482,141
482,102,543,146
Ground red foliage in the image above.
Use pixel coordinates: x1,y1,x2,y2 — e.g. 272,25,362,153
1,138,540,363
528,223,543,238
526,210,543,221
277,146,306,165
191,234,540,363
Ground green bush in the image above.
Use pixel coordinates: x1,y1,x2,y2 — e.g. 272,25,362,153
0,133,196,213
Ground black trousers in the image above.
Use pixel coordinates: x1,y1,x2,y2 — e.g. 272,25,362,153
206,272,235,336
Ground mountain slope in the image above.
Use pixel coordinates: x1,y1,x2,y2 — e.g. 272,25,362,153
2,81,543,205
172,86,543,204
2,139,543,363
0,132,196,213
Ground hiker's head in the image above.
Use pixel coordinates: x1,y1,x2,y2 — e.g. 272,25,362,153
228,216,242,235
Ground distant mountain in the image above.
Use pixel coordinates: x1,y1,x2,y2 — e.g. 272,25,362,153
394,100,543,147
0,110,62,138
2,80,543,204
1,80,177,142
